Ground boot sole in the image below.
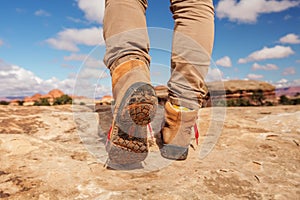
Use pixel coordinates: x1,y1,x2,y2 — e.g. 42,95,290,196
116,82,157,127
160,144,189,160
107,82,158,166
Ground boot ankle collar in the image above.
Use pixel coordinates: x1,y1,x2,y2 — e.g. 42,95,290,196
110,55,149,75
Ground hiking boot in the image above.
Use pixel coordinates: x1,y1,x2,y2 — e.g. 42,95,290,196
160,101,198,160
106,58,158,167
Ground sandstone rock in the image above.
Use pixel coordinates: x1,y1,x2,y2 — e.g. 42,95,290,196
207,80,275,92
96,95,114,105
22,89,66,106
24,93,42,103
0,138,37,155
206,80,277,106
153,80,277,107
48,89,64,99
0,103,299,199
8,99,20,106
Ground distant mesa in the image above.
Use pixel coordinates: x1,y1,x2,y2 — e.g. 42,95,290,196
95,95,114,106
205,80,277,106
151,80,278,107
210,80,275,92
275,86,300,97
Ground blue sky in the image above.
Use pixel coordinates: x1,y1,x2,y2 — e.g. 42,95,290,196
0,0,299,97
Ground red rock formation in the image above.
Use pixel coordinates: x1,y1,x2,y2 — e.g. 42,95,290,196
48,89,64,99
24,93,42,102
23,89,66,106
40,94,52,99
9,99,20,106
96,95,114,105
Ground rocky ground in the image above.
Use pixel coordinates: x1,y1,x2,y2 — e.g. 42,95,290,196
0,105,299,199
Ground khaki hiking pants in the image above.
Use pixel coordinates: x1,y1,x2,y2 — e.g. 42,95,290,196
103,0,215,109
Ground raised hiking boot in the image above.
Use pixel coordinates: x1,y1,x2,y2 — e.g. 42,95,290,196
160,101,198,160
105,58,158,168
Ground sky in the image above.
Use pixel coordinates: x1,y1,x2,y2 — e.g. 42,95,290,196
0,0,300,98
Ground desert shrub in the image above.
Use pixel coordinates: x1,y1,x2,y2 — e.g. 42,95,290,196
79,102,86,105
226,99,252,107
0,101,9,105
279,95,300,105
34,98,51,106
279,95,291,105
291,98,300,105
17,100,24,106
53,95,72,105
211,99,226,107
237,98,251,106
264,101,274,106
226,99,239,107
251,90,265,106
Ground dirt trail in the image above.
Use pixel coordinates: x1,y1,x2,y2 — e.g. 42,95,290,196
0,105,299,199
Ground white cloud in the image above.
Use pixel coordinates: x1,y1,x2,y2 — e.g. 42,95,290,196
61,64,76,69
279,33,300,44
0,63,74,96
34,9,51,17
247,73,264,79
46,27,104,52
282,67,296,75
216,0,300,23
284,14,292,20
64,54,109,80
274,78,300,88
277,78,288,84
215,56,232,67
238,45,294,63
0,39,3,46
291,79,300,86
77,68,109,79
64,54,90,61
67,16,89,25
77,0,105,24
95,84,112,97
0,60,111,98
64,53,106,68
46,38,78,52
252,63,279,71
205,68,224,82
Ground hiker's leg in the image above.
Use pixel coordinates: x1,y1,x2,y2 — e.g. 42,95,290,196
103,0,158,168
168,0,215,109
103,0,150,72
160,0,215,160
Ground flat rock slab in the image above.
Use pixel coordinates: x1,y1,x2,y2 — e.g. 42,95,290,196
0,105,299,199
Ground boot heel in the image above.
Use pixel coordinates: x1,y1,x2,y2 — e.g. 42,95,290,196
160,144,189,160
